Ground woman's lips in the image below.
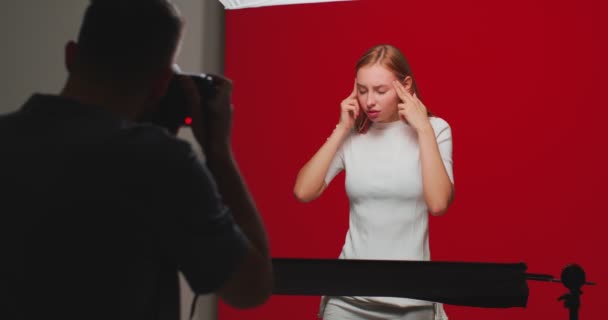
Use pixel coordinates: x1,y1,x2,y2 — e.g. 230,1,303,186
367,110,380,119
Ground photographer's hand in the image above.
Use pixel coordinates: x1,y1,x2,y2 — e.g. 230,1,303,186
178,74,233,155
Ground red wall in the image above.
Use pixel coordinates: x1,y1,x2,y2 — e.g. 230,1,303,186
221,0,607,319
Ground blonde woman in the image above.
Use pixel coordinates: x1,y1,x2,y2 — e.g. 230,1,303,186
294,44,454,320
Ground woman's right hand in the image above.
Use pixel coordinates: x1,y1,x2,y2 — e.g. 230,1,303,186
339,81,360,129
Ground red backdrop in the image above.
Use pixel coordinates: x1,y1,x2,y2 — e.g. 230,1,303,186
220,0,607,319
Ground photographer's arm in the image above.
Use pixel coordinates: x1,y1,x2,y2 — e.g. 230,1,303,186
181,74,272,308
204,147,273,308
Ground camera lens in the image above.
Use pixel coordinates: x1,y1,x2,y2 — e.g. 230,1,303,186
138,72,217,135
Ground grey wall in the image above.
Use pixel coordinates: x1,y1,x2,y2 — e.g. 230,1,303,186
0,1,225,320
0,0,224,110
0,1,88,112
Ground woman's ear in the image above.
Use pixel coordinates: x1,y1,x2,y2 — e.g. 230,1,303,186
402,76,414,95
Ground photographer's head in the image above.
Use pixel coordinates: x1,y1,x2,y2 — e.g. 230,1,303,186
61,0,184,119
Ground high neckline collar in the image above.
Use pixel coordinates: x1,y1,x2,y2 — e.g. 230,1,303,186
368,119,407,130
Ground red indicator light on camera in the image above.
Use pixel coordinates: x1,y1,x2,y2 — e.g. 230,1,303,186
184,117,192,125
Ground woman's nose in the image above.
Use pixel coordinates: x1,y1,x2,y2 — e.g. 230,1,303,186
366,95,376,106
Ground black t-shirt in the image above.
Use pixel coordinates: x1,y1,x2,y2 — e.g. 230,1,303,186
0,94,247,320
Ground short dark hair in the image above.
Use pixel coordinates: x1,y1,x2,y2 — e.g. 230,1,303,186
75,0,183,84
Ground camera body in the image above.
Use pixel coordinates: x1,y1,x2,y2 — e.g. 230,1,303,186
138,72,216,135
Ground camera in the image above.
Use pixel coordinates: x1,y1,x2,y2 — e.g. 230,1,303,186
138,69,218,135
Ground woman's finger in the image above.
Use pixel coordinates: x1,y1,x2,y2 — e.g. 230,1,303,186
392,80,409,102
347,105,359,119
350,79,358,98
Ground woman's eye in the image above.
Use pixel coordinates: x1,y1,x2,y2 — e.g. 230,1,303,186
377,91,387,95
358,90,367,95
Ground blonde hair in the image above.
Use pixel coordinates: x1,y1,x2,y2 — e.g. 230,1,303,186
354,44,431,133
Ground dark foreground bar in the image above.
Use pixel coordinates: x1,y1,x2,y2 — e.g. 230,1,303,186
272,258,529,308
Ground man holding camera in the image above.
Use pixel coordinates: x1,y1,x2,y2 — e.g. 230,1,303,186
0,1,272,319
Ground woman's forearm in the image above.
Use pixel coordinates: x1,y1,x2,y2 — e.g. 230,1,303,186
417,125,454,216
293,124,350,202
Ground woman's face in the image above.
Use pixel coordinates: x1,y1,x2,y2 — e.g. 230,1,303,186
356,64,408,123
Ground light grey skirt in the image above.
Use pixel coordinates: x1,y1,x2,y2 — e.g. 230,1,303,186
319,297,448,320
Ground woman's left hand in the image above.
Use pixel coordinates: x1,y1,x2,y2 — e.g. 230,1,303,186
392,80,431,132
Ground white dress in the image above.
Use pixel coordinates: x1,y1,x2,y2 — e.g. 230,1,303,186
320,117,454,320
